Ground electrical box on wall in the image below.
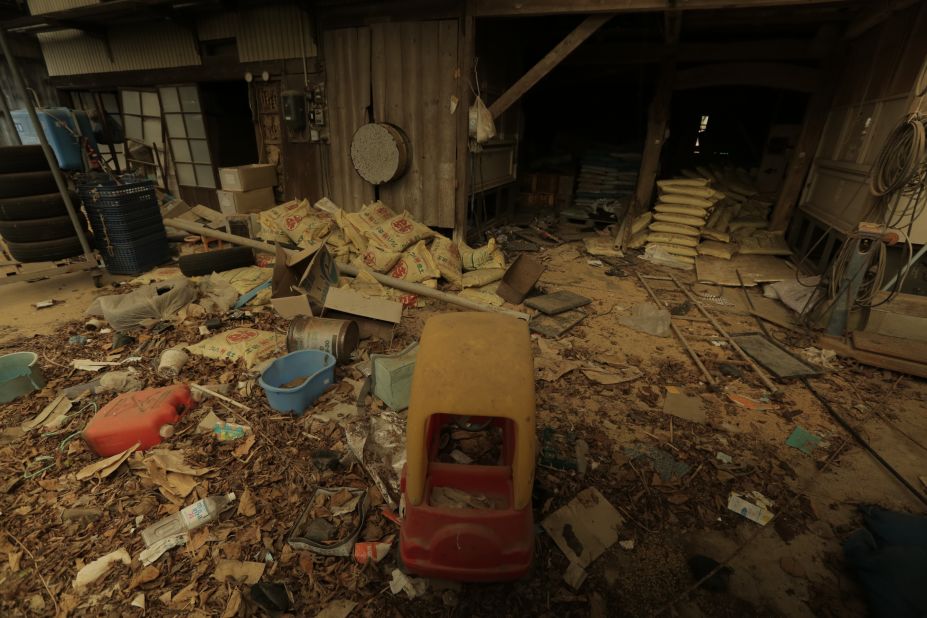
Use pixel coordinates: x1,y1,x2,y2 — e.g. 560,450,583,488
282,90,306,132
307,83,326,143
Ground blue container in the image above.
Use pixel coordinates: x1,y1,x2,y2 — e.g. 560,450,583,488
0,352,46,404
12,107,97,171
259,350,336,415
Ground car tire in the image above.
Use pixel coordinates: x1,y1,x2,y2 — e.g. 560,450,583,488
5,236,84,262
0,215,80,242
0,193,70,221
0,145,50,174
0,171,58,199
178,246,255,277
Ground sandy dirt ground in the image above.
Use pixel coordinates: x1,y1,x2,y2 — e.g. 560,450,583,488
0,240,925,617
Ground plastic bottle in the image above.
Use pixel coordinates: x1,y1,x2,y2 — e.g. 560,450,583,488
141,492,236,546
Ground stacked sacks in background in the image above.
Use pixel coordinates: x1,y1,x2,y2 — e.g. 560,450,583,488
681,165,790,259
640,177,725,269
255,196,506,301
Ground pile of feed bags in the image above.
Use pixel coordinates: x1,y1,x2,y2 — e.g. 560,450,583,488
256,197,504,296
635,177,726,268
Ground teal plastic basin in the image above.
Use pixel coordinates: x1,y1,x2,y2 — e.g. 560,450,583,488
0,352,46,403
259,349,335,415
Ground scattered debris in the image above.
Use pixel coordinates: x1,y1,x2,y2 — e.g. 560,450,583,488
530,309,586,338
542,487,624,568
213,560,265,584
688,554,733,592
73,547,131,591
727,491,775,525
786,426,821,455
727,393,773,410
389,569,428,599
619,302,672,337
288,488,368,556
662,386,707,423
525,290,591,315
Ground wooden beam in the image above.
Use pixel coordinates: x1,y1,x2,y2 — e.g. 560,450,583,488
564,38,829,66
454,1,475,241
769,49,842,230
46,60,278,89
475,0,855,18
844,0,920,39
674,62,819,92
619,56,675,248
488,14,611,119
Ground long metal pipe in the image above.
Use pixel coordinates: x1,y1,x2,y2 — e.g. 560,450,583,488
163,217,530,320
0,27,98,268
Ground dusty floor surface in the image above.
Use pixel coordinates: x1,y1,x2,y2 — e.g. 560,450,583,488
0,238,925,617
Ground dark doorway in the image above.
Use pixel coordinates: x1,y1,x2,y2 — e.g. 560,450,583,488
199,80,258,169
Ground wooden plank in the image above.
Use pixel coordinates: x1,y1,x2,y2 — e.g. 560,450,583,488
454,2,474,239
619,56,674,248
474,0,854,17
731,333,820,378
820,334,927,379
674,62,819,93
488,14,611,119
852,331,927,364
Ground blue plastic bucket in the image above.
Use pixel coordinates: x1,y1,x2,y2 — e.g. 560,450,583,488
0,352,46,403
259,350,336,415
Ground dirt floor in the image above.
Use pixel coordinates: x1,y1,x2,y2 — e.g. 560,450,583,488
0,237,925,617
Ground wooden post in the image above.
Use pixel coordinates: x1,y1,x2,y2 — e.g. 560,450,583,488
488,14,611,119
618,57,675,247
454,1,475,241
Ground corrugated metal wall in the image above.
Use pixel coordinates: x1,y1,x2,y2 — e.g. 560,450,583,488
197,13,240,41
371,21,458,228
324,27,374,212
36,5,317,76
238,5,317,62
38,24,201,76
323,20,460,226
27,0,98,15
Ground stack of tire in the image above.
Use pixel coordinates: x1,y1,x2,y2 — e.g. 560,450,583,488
0,145,84,262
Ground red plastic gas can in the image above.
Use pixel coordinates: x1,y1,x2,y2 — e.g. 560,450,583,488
83,385,194,456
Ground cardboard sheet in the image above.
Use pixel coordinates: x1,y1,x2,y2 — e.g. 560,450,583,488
696,254,795,286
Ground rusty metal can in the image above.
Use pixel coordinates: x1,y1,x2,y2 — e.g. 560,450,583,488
286,316,359,363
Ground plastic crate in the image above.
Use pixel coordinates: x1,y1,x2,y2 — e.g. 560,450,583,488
97,233,170,276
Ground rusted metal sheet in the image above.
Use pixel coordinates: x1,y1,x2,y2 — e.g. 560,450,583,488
371,20,459,228
323,27,374,212
37,24,200,76
238,5,317,62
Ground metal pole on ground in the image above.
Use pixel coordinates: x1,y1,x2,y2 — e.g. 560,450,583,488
0,26,99,270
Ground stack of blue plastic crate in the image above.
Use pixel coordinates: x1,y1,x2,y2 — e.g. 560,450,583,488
78,176,168,275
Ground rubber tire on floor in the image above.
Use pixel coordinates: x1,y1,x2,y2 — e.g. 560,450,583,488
0,145,50,174
5,236,84,263
0,215,79,242
0,193,70,221
178,246,256,277
0,171,57,199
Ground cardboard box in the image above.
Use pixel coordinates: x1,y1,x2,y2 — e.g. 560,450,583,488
225,214,261,240
271,245,403,324
217,187,275,215
219,164,278,192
